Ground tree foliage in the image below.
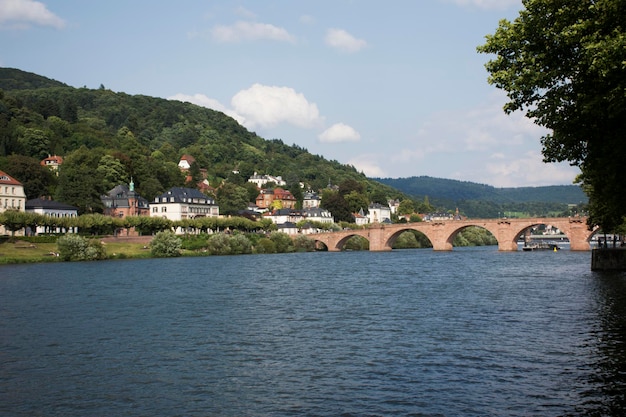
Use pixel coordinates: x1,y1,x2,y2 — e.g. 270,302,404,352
150,230,182,257
57,234,107,261
478,0,626,230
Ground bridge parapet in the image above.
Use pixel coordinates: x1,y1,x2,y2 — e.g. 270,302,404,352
309,217,594,252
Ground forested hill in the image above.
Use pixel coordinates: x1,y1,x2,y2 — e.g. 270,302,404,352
376,176,588,218
376,176,586,204
0,67,403,217
0,67,587,219
0,68,68,90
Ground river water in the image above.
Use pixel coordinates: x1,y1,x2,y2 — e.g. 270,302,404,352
1,247,626,416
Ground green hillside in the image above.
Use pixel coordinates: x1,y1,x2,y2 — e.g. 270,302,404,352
0,68,589,220
0,67,68,90
0,67,402,218
376,176,587,218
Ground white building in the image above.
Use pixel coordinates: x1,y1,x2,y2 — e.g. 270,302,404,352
248,172,287,188
264,208,304,225
151,187,219,224
354,208,369,226
25,198,78,234
303,191,321,209
303,207,334,224
367,203,391,224
0,170,27,235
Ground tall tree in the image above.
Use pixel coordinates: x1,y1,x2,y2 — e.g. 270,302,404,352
0,154,57,199
55,146,106,214
478,0,626,231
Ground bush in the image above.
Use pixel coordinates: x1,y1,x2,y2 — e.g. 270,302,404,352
254,238,276,254
205,233,232,256
150,231,182,257
229,233,253,255
269,232,295,253
181,234,210,251
293,235,315,252
57,234,107,261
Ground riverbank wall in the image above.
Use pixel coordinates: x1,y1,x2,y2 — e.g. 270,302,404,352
591,249,626,271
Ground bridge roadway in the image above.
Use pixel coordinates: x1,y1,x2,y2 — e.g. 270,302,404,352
312,217,593,252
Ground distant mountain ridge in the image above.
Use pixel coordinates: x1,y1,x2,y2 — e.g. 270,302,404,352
375,176,587,204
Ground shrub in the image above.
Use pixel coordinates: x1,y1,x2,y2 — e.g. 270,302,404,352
229,233,253,255
254,238,276,254
150,231,182,257
293,235,315,252
269,232,295,253
57,234,107,261
181,234,210,251
206,233,232,256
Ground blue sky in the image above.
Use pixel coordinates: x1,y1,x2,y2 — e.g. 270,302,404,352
0,0,581,187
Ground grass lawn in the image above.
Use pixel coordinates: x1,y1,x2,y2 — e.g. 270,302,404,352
0,238,152,264
0,240,60,264
102,241,153,259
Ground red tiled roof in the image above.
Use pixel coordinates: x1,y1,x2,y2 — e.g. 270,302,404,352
40,155,64,166
0,170,22,185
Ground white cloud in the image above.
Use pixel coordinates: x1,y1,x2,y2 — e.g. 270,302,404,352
211,21,295,43
168,93,246,125
383,91,579,186
399,91,546,162
169,93,227,112
325,28,367,53
485,151,579,187
347,154,387,177
319,123,360,143
231,84,322,129
0,0,65,29
170,84,323,132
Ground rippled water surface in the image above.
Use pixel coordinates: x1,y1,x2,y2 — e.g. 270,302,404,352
2,248,626,416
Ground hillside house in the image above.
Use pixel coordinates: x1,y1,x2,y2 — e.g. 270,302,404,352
255,187,297,209
248,172,287,188
277,222,299,235
25,198,78,234
303,207,334,224
353,208,369,226
178,154,195,171
0,170,27,235
151,187,219,223
302,191,321,209
388,199,400,215
40,155,63,175
101,181,150,218
264,208,304,225
367,203,391,223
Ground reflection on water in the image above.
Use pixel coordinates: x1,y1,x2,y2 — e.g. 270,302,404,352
585,271,626,415
1,249,626,416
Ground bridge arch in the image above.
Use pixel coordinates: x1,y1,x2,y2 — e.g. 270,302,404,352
386,228,433,251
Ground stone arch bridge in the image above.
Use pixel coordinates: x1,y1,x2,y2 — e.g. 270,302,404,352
312,217,594,252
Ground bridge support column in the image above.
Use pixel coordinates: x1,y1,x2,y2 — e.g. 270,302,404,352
432,242,453,251
498,240,519,251
368,225,392,251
